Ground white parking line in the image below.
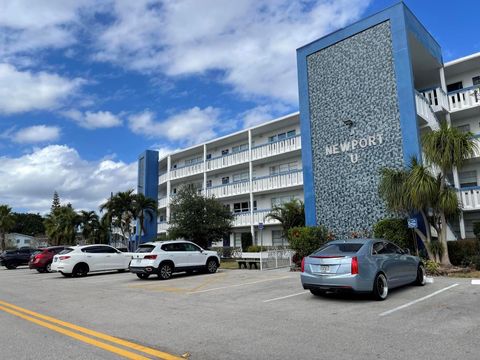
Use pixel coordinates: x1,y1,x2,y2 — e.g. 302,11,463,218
472,279,480,285
425,277,434,283
379,283,459,317
263,291,309,303
187,276,292,294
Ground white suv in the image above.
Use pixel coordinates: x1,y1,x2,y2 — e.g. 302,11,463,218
129,240,220,280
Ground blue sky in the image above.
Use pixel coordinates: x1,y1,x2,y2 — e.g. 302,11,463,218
1,0,479,213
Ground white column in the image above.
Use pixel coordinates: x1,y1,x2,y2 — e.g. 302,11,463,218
439,67,447,93
166,155,171,222
203,144,207,193
453,166,466,239
248,129,255,242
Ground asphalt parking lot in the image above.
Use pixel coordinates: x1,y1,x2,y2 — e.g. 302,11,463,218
0,266,479,360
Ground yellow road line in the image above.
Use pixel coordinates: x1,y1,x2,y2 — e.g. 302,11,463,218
0,305,151,360
0,300,183,360
190,273,226,292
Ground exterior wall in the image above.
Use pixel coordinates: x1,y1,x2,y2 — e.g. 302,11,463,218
445,69,480,89
251,124,301,147
7,233,34,248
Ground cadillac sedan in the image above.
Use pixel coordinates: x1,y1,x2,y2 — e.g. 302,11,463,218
301,239,426,300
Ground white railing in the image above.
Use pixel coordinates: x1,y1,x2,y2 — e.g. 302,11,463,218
232,209,281,227
421,87,449,112
206,150,249,171
159,172,168,184
233,212,251,227
415,91,439,130
252,170,303,193
459,188,480,211
158,197,168,208
251,135,301,161
205,180,250,198
448,86,480,112
170,162,204,180
157,222,169,232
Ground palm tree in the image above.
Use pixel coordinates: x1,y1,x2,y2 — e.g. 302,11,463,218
44,205,80,246
133,193,157,243
100,190,136,247
0,205,16,251
422,122,477,265
266,199,305,240
79,210,100,244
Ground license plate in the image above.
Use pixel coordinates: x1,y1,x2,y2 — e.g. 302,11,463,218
320,265,329,273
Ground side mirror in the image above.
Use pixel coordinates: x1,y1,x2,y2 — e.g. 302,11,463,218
404,248,411,255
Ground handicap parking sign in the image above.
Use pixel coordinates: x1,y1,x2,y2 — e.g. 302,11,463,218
407,218,418,229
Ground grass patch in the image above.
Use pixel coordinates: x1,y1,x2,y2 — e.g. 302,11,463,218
447,271,480,279
220,259,240,270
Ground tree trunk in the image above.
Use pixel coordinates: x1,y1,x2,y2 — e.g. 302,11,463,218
439,212,452,266
419,210,436,260
414,228,435,260
0,231,5,251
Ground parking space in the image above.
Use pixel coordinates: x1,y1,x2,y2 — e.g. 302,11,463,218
1,266,479,359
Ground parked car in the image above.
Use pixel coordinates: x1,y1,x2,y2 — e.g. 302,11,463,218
51,244,132,277
0,248,40,269
129,240,220,280
300,239,426,300
29,246,67,273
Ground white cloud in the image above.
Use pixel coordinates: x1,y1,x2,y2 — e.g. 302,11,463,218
241,104,291,128
0,63,84,114
61,109,122,129
12,125,61,144
128,107,222,146
0,145,137,213
93,0,370,103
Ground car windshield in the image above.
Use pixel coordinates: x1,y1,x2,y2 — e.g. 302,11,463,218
58,248,74,255
136,245,155,253
313,243,364,256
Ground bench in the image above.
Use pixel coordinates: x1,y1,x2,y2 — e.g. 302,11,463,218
236,258,262,269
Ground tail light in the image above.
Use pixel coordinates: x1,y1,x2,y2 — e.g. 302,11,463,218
351,256,359,275
301,257,305,272
59,256,71,261
144,255,157,260
35,253,46,259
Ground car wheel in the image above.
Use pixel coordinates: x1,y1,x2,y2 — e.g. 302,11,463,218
60,271,72,277
72,263,89,277
310,289,326,296
373,273,388,301
415,264,426,286
46,263,52,273
136,273,150,279
158,262,173,280
36,268,45,273
206,259,218,274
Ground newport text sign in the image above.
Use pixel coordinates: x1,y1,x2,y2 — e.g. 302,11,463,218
325,133,384,163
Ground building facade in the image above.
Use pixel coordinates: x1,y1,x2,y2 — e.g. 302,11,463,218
138,2,480,244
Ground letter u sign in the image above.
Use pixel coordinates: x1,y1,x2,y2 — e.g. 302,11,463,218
349,153,359,163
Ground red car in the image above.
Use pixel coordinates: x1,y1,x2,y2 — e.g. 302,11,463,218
29,246,67,273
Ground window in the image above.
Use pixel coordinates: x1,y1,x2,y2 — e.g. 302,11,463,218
234,233,242,247
185,156,202,165
287,130,296,138
456,124,471,133
473,76,480,86
222,176,230,185
161,243,186,252
278,132,287,140
268,129,296,143
224,204,230,211
206,153,212,160
159,215,164,222
233,202,250,213
172,188,177,194
172,164,177,169
232,143,248,153
313,243,364,256
459,170,477,188
221,149,229,156
269,161,297,175
233,171,249,183
268,135,276,143
272,230,287,246
136,245,155,253
184,243,201,252
447,81,463,92
206,180,212,188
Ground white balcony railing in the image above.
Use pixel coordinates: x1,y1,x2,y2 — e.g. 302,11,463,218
159,172,168,184
421,87,449,112
206,149,249,171
458,187,480,211
232,209,281,227
157,221,169,232
415,91,439,130
252,170,303,193
170,162,204,180
158,197,168,208
205,179,250,198
448,86,480,112
251,135,301,161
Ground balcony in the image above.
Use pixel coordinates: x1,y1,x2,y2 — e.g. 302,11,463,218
159,172,168,184
206,149,249,171
458,187,480,211
252,170,303,193
158,197,168,208
157,221,169,232
205,179,250,199
170,162,204,181
448,86,480,113
251,134,301,161
415,91,439,130
420,87,449,113
232,209,281,227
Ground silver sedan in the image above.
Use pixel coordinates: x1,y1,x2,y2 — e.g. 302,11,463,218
300,239,426,300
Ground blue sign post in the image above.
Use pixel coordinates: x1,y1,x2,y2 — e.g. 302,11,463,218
407,218,418,229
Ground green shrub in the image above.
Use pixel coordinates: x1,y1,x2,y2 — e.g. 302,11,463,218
473,222,480,240
246,245,269,252
241,232,253,250
447,240,480,266
288,226,329,260
424,260,441,276
373,218,413,250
